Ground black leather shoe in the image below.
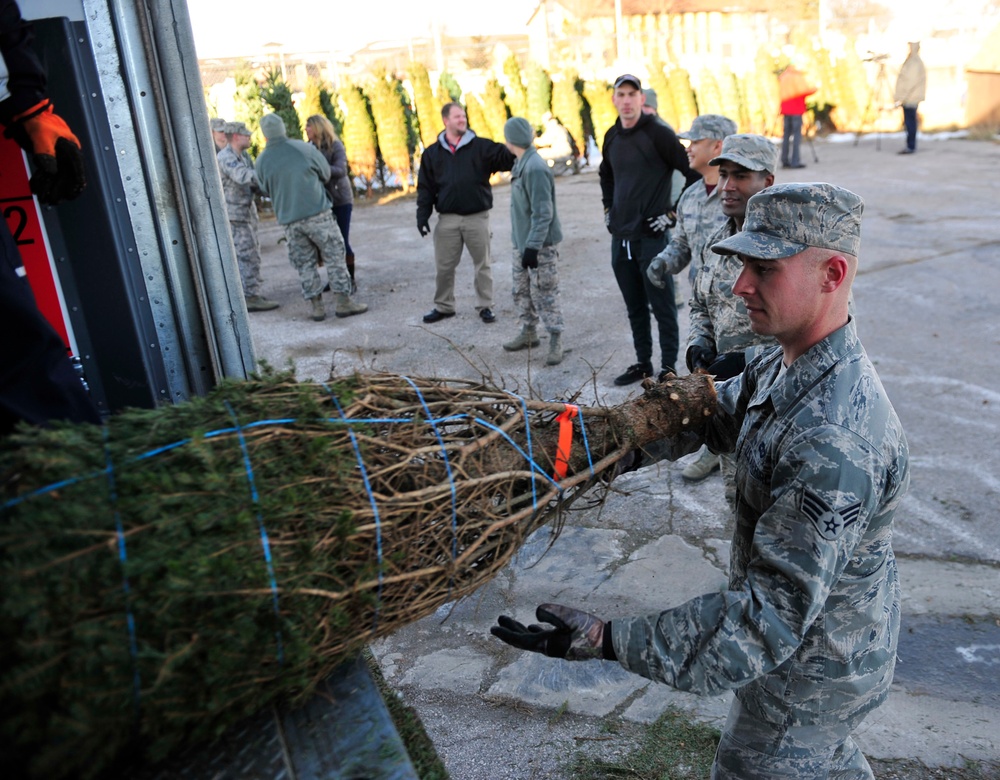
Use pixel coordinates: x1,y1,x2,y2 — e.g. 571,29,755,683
782,163,806,169
614,362,653,386
657,368,676,383
423,308,455,323
479,307,496,323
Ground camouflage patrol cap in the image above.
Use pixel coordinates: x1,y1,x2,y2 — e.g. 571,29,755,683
209,117,227,132
678,114,738,141
225,121,251,136
711,182,864,259
709,133,779,172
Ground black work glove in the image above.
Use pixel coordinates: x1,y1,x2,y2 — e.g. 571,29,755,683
521,247,539,269
686,345,717,372
417,219,430,237
4,99,87,205
706,351,746,381
604,207,611,234
491,603,606,661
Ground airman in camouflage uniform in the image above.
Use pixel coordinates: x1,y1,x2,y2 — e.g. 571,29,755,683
646,114,737,287
492,183,910,780
501,117,565,365
685,135,781,490
210,116,227,152
218,122,278,312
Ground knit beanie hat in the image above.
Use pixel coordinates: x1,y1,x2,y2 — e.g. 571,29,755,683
260,113,287,139
503,116,535,148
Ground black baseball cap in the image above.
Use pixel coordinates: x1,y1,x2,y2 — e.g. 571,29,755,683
613,74,642,90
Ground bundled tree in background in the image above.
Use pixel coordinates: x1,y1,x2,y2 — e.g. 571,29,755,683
502,54,528,119
753,48,783,137
666,64,698,133
369,68,413,192
340,82,379,197
319,86,344,137
740,69,770,135
582,80,616,150
439,72,462,104
480,78,510,140
718,66,748,131
261,67,302,140
232,64,264,157
525,62,552,127
695,67,724,118
828,45,870,132
647,57,677,127
297,75,325,133
465,94,492,140
410,61,440,150
550,71,585,156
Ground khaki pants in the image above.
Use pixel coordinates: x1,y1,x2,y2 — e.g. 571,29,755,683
432,211,493,313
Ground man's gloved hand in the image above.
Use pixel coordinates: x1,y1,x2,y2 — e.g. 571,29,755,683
417,219,431,237
646,254,670,289
521,247,539,270
4,100,86,205
647,211,676,233
491,603,605,661
686,345,717,372
706,351,746,380
604,207,611,234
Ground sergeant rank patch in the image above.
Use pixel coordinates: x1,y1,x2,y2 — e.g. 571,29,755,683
801,489,863,541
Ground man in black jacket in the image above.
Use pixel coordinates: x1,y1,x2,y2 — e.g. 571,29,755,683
600,74,698,385
416,102,514,324
0,0,98,435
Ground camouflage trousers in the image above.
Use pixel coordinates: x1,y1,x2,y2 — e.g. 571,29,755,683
711,696,874,779
230,220,262,297
510,245,563,333
283,210,349,300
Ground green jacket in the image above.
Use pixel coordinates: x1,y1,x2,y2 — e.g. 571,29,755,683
509,145,562,253
254,136,331,225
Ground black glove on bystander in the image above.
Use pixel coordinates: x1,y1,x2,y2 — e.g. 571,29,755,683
417,220,430,237
686,345,717,373
521,247,539,269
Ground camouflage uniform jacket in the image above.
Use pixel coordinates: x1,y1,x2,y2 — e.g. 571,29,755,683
611,318,910,728
650,180,726,278
217,145,258,223
687,218,774,358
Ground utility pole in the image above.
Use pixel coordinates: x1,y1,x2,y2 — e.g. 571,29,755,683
615,0,625,61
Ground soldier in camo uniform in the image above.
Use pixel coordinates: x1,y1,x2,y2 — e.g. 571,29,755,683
217,122,278,312
682,134,781,488
646,116,739,483
500,117,565,365
492,182,910,780
646,115,737,288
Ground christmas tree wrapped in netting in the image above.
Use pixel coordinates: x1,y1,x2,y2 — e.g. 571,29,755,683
0,368,716,778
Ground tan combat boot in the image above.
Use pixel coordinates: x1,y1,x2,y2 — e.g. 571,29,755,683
309,295,325,322
502,326,540,352
245,295,280,312
335,293,368,318
545,332,563,365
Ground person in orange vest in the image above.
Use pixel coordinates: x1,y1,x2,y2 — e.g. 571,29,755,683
778,63,817,169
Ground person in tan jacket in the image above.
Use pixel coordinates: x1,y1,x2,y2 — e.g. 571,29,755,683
894,41,927,154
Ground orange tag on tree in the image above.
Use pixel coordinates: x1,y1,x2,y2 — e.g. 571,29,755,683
552,404,579,481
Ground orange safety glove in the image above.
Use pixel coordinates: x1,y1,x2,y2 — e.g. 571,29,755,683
4,99,87,205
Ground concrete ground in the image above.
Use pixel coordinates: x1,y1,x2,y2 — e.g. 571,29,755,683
246,132,1000,778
